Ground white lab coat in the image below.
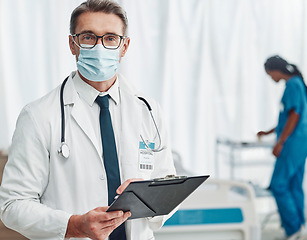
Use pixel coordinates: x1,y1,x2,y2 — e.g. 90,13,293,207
0,72,176,240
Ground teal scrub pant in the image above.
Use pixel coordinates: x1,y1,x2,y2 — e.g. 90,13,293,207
270,154,305,236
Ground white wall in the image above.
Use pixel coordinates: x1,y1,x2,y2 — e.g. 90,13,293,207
0,0,306,180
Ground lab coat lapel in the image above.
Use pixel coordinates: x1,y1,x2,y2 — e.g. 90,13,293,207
118,76,143,178
64,77,102,161
71,101,102,160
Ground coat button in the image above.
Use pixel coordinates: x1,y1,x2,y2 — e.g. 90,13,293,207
99,174,105,180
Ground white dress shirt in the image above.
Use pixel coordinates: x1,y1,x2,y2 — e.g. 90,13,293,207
73,72,122,166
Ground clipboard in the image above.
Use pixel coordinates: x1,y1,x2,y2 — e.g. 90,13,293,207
106,175,210,219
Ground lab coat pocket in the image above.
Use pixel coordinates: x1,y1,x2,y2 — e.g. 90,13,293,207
138,147,155,171
121,160,153,181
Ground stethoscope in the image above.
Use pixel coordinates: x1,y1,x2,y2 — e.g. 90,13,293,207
58,77,165,159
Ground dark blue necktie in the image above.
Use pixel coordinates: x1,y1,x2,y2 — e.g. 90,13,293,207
95,95,126,240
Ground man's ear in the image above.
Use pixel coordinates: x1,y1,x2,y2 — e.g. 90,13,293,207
69,35,77,55
120,37,130,57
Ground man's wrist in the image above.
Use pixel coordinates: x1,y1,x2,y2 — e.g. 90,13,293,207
277,139,285,145
65,215,85,238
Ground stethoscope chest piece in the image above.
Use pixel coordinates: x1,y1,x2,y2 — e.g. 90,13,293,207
58,142,70,159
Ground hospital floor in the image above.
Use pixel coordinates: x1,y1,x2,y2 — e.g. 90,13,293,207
261,215,285,240
257,195,283,239
259,200,307,240
262,222,307,240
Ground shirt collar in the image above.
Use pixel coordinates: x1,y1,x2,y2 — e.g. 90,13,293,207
73,72,120,106
286,75,297,85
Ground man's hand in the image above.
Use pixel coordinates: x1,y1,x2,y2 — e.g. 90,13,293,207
116,178,144,195
65,178,143,239
65,207,131,240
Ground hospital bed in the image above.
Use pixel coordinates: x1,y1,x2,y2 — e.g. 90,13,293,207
154,178,261,240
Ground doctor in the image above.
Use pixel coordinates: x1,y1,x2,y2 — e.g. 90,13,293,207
0,0,176,240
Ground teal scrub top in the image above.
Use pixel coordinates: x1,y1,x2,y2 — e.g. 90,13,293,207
275,75,307,175
276,75,307,139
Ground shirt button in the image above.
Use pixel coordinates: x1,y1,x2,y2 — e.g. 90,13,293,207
99,175,105,180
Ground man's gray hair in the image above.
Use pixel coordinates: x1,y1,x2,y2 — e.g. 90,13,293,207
70,0,128,35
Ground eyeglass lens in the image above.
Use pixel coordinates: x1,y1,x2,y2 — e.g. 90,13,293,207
78,33,122,49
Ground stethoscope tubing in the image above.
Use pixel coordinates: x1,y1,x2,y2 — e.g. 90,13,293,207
60,77,69,143
58,77,164,158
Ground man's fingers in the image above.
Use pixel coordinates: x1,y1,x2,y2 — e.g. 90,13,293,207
87,208,124,225
94,206,109,212
111,211,131,229
100,210,124,221
100,211,131,230
116,178,143,194
123,211,131,220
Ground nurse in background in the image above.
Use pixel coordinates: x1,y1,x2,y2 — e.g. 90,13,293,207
257,55,307,240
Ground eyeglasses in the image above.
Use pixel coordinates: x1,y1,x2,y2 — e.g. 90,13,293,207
72,32,127,50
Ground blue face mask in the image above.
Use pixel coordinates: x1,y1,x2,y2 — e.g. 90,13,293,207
76,44,120,82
